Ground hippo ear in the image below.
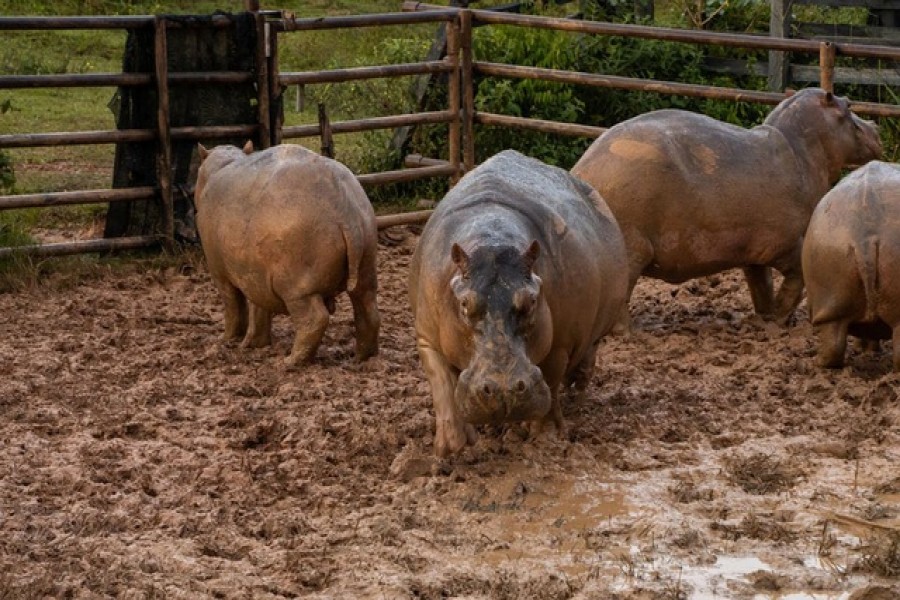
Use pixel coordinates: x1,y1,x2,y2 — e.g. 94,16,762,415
451,243,469,276
242,140,254,154
821,91,836,107
523,240,540,271
197,144,210,161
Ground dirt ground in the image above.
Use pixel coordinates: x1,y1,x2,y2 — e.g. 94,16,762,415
1,229,898,599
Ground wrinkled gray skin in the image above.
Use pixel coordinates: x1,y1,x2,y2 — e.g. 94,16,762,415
195,142,380,365
409,150,628,457
802,161,900,370
572,88,882,327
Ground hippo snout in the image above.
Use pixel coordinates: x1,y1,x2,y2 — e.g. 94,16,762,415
456,364,551,424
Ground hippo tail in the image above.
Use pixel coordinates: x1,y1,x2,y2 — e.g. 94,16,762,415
340,222,363,294
853,237,879,322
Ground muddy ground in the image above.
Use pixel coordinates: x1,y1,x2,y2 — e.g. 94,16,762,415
1,229,898,599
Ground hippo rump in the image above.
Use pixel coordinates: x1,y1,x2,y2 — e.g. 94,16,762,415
409,150,628,457
195,142,380,365
802,161,900,370
571,88,882,326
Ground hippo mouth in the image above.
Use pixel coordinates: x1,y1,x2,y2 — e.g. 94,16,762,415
454,368,552,425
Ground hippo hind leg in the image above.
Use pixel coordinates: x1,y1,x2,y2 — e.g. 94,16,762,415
241,303,273,348
743,265,775,317
817,320,848,368
284,294,331,366
348,276,380,362
215,277,248,342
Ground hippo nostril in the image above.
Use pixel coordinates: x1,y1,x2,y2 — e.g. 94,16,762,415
515,379,527,394
482,382,496,398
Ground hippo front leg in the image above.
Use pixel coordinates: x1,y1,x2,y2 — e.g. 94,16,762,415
530,348,569,440
816,320,848,368
215,278,248,341
743,265,774,316
893,324,900,372
242,302,273,348
417,343,476,457
284,294,330,366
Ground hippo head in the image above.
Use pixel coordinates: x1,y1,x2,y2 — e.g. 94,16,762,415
769,89,882,182
450,241,552,424
194,140,254,207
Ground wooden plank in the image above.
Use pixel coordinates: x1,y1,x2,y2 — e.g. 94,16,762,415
0,236,161,259
154,16,174,250
0,187,156,211
702,56,900,86
794,0,900,8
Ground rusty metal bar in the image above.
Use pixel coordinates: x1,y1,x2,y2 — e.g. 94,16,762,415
403,2,900,60
268,18,282,145
476,61,785,105
375,209,433,229
0,130,154,148
279,61,452,86
0,16,154,30
254,11,271,148
154,16,174,249
275,10,458,31
357,164,457,186
0,187,156,211
0,15,236,30
0,125,258,149
281,110,454,139
460,9,475,172
405,154,452,168
476,112,607,137
446,17,462,182
847,101,900,118
0,236,161,259
819,41,836,93
0,72,253,89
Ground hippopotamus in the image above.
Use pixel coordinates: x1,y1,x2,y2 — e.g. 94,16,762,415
194,142,380,365
409,150,628,457
802,160,900,370
571,88,882,327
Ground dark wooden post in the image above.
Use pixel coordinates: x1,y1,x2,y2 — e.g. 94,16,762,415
460,9,475,172
318,103,334,158
244,0,260,11
819,41,836,93
446,15,461,183
768,0,792,91
154,16,174,250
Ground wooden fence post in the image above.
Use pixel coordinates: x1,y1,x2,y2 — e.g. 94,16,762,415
154,16,174,250
768,0,792,91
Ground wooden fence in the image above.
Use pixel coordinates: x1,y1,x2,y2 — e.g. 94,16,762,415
2,3,900,258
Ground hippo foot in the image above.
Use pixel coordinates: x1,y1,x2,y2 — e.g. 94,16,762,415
241,335,272,349
355,342,379,362
434,419,476,457
527,415,567,441
284,348,316,368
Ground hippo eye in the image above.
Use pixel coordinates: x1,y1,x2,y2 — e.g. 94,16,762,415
513,290,537,319
459,292,481,320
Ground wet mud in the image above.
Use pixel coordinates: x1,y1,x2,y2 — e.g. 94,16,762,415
1,230,898,599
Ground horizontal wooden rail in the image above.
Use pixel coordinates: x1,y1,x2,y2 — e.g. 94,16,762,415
404,154,450,168
475,61,784,104
281,110,454,139
274,10,458,32
0,124,257,149
0,187,156,210
0,71,253,89
476,112,607,137
0,235,161,259
280,61,453,86
357,164,457,186
375,209,433,229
